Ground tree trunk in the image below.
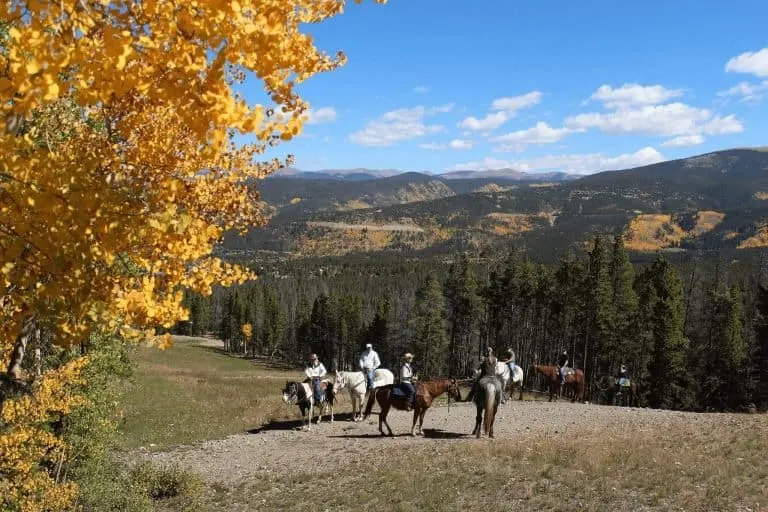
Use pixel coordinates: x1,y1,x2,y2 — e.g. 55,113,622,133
7,314,37,380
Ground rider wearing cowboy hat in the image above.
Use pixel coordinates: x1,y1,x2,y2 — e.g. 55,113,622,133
304,353,327,404
399,352,416,411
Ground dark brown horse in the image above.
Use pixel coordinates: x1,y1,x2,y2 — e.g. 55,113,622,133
363,378,462,436
597,375,638,407
533,364,585,403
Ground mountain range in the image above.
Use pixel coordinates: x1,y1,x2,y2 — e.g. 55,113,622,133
224,148,768,262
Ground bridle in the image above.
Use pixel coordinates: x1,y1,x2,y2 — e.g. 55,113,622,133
284,382,309,405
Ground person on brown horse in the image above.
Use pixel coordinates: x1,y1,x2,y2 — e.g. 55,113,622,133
466,346,498,403
304,353,327,404
399,352,417,411
556,350,569,392
615,364,630,397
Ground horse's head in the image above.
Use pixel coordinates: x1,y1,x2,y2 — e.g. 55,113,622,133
282,381,300,405
447,378,462,402
332,372,346,393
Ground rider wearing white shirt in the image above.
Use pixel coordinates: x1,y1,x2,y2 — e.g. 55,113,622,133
359,343,381,392
305,354,327,403
399,353,416,411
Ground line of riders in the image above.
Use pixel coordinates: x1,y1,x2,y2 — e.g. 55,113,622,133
303,344,633,407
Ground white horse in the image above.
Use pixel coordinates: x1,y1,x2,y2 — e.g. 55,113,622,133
474,362,524,404
281,379,335,431
333,369,395,421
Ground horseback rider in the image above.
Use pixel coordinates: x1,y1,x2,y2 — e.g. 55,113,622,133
466,347,498,402
616,364,629,395
503,348,516,372
556,350,569,387
399,352,416,411
304,353,327,404
359,343,381,393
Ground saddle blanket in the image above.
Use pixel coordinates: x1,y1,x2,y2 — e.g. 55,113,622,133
618,377,631,387
391,384,413,397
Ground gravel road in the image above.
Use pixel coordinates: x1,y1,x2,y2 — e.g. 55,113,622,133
138,400,763,485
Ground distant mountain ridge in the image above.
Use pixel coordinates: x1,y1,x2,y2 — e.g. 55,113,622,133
270,166,581,182
231,148,768,261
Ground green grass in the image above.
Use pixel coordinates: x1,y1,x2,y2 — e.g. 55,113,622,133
119,336,301,450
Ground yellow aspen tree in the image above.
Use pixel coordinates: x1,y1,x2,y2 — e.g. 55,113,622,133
0,1,385,509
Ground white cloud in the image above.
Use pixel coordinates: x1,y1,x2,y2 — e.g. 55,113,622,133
490,91,543,112
457,111,509,131
448,147,665,175
418,139,474,150
349,104,453,147
726,48,768,77
661,135,705,148
449,139,473,150
458,90,542,132
490,122,578,152
305,107,337,125
718,80,768,103
413,85,430,94
565,102,743,137
590,84,684,108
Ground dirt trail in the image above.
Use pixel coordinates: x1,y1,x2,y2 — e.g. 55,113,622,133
138,400,764,485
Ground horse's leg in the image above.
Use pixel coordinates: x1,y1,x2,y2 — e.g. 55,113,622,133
473,404,482,438
417,409,426,436
381,403,393,437
410,408,419,437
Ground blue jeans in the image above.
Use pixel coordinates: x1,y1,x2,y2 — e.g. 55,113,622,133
365,369,375,391
312,378,323,403
402,382,415,405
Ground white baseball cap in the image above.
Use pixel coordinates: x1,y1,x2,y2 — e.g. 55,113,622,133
365,343,372,349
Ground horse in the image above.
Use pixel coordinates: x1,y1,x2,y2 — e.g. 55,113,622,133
597,375,638,407
363,378,462,437
532,364,585,403
332,369,395,422
281,379,335,431
473,362,524,403
472,376,502,439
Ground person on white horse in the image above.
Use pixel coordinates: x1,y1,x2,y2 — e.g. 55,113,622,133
399,352,417,411
304,353,327,404
503,348,516,372
359,343,381,394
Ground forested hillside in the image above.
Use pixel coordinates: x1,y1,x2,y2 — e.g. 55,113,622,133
176,237,768,412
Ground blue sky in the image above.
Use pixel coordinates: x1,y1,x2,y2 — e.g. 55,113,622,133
246,0,768,175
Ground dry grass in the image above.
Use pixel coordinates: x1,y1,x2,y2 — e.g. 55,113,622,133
483,213,534,236
739,224,768,248
120,337,301,450
690,210,726,236
625,214,686,251
216,421,768,512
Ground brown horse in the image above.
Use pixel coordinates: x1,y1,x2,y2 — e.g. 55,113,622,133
533,365,585,403
363,378,462,437
597,375,638,407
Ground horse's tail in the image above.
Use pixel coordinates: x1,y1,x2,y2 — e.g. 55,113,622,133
484,382,497,437
362,388,377,420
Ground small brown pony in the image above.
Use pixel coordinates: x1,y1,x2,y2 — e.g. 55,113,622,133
533,364,585,403
597,375,638,407
363,378,462,437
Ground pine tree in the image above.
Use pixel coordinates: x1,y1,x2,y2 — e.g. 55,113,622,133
754,284,768,410
647,257,692,409
444,254,480,378
609,235,639,371
586,235,615,379
410,272,448,378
